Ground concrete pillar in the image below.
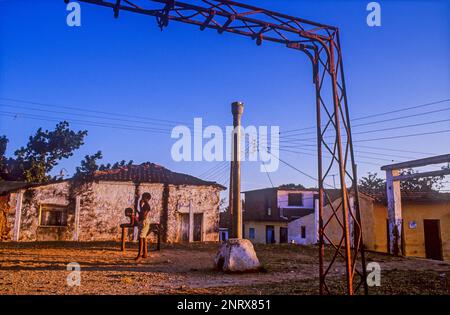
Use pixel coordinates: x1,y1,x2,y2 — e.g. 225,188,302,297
231,101,244,239
13,190,24,241
73,196,81,241
188,200,194,242
386,169,403,255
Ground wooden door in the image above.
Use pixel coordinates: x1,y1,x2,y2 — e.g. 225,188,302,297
423,219,443,260
181,214,189,242
193,213,203,242
266,225,275,244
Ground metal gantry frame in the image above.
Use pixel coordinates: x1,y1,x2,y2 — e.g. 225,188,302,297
68,0,368,295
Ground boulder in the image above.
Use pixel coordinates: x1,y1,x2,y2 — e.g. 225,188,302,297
214,238,261,272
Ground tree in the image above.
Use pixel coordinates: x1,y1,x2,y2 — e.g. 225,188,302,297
358,172,385,194
1,121,87,183
400,168,445,192
278,183,306,189
358,169,447,194
74,152,133,180
74,151,103,180
0,136,7,158
0,136,8,181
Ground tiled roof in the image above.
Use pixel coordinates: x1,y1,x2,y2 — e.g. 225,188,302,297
0,181,40,195
92,162,226,189
243,186,320,194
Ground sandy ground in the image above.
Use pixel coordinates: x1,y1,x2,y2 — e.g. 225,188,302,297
0,242,449,295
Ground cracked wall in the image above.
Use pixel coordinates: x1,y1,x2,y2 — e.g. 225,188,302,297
2,180,221,242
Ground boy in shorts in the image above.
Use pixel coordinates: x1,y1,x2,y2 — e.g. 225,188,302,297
135,192,151,261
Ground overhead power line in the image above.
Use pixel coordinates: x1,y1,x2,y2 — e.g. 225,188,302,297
279,118,450,143
0,103,187,128
282,98,450,134
354,145,437,156
354,129,450,142
0,111,172,135
282,107,450,138
0,96,193,127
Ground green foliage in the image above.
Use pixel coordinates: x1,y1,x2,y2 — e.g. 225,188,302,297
0,135,7,158
278,183,306,189
358,172,385,193
359,169,447,193
399,168,444,192
0,136,8,181
74,152,133,180
74,151,103,180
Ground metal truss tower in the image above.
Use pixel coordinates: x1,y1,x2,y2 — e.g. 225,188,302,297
68,0,368,295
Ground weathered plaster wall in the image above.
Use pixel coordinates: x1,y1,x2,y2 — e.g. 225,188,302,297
14,182,74,241
4,192,18,240
288,214,315,245
370,201,450,260
320,193,375,250
167,185,221,243
244,221,287,244
3,180,221,243
77,181,137,241
0,195,11,240
403,201,450,260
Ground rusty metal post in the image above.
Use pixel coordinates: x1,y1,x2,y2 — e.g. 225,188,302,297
231,101,244,239
329,39,354,295
312,50,326,295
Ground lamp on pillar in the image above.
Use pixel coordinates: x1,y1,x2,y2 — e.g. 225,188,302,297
215,101,261,272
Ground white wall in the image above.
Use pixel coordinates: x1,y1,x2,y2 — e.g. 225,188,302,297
277,190,316,209
288,214,316,245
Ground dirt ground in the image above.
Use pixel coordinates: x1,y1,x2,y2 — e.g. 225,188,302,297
0,242,449,295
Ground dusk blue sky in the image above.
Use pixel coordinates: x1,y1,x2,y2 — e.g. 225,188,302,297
1,0,449,193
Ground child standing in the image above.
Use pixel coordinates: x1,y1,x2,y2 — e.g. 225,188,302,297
135,192,151,261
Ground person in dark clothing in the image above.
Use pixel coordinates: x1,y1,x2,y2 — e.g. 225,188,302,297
135,192,152,261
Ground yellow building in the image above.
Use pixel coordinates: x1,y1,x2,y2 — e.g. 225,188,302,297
321,191,450,261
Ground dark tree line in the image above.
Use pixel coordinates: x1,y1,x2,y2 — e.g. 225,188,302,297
358,167,448,194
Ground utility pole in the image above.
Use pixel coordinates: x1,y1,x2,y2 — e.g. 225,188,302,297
230,101,244,239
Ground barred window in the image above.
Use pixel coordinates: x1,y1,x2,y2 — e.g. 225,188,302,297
301,226,306,239
288,193,303,206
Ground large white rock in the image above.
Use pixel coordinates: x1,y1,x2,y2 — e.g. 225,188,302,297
215,238,261,272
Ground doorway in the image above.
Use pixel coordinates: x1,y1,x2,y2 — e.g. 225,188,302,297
280,227,288,243
193,213,203,242
181,214,189,242
423,219,443,260
266,225,275,244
